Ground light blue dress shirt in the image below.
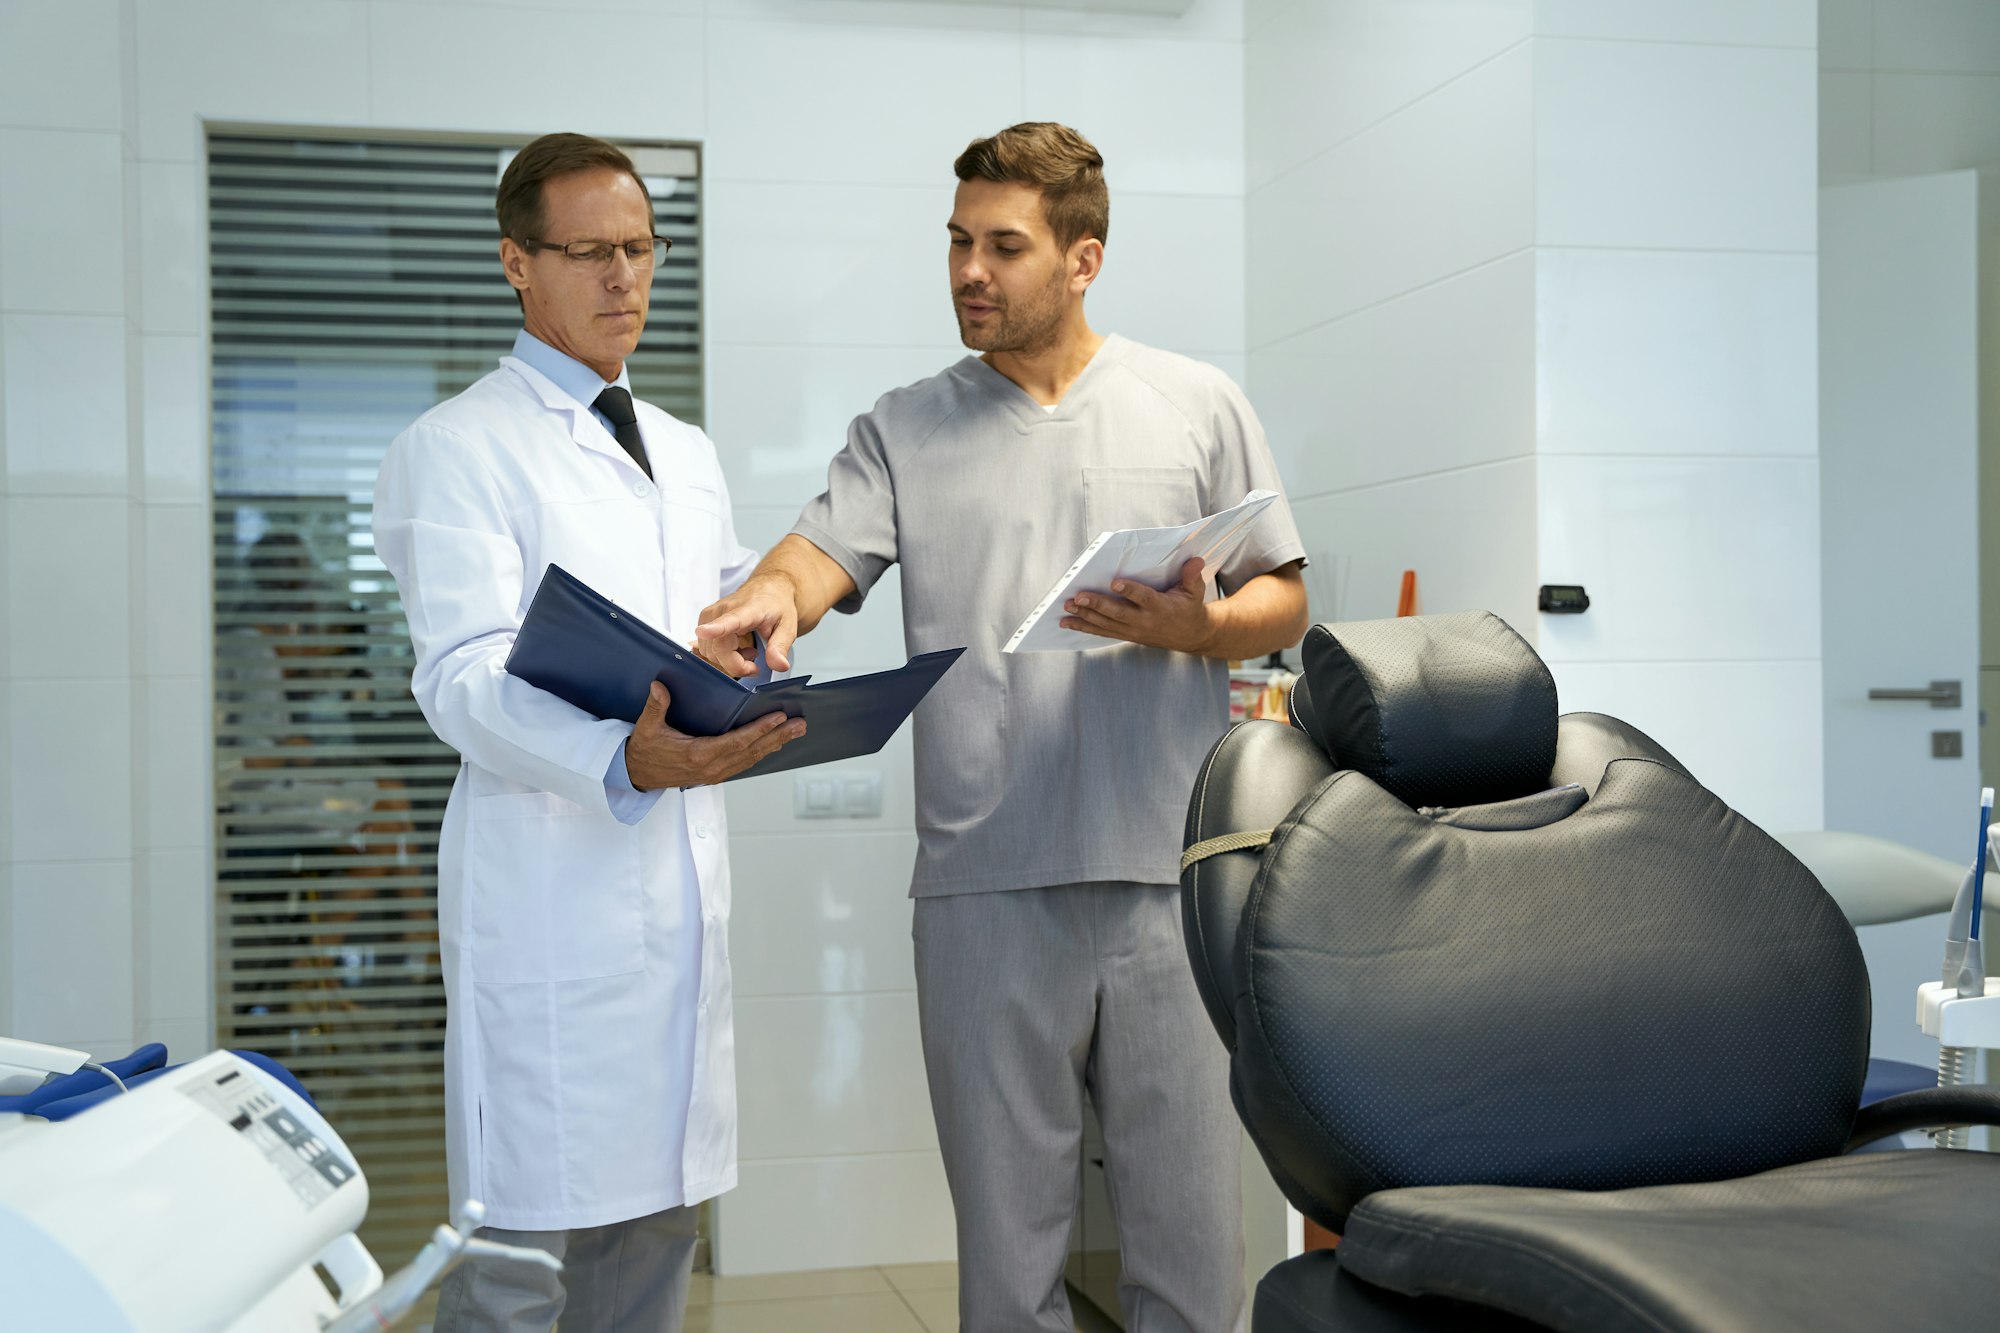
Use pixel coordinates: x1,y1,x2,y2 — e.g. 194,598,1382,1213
512,328,634,454
510,330,660,823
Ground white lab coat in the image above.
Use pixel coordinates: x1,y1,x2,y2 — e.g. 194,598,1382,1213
372,355,756,1231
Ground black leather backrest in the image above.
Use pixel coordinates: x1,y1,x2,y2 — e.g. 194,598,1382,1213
1550,711,1691,795
1230,756,1871,1231
1182,721,1336,1051
1297,611,1557,808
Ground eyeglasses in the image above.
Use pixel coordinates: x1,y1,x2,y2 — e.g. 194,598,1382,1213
522,236,671,270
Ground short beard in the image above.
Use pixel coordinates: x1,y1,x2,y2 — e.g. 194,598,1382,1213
955,270,1068,355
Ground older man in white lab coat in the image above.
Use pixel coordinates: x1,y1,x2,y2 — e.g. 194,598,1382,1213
372,133,803,1333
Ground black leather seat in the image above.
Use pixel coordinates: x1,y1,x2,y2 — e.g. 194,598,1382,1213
1179,611,2000,1333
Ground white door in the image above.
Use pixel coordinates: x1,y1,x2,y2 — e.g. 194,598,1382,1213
1821,171,1983,1066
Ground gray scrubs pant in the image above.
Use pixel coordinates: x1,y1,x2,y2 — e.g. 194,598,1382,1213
915,882,1246,1333
431,1203,700,1333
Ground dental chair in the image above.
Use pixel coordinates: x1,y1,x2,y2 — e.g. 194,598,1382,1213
1774,829,1975,1139
1179,611,2000,1333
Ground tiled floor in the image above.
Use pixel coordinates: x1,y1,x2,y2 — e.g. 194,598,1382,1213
682,1264,1123,1333
683,1262,953,1332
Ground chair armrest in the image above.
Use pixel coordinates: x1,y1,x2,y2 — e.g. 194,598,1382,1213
1845,1086,2000,1151
1773,830,1965,926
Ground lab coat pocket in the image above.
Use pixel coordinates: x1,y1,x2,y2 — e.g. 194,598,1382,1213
467,791,645,982
1082,465,1201,536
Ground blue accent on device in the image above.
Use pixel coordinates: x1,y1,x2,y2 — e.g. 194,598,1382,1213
1971,790,1992,941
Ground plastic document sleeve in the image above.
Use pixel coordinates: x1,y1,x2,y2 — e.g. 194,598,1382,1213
1004,489,1282,654
503,564,964,781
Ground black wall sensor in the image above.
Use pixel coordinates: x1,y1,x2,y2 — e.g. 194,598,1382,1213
1538,584,1590,613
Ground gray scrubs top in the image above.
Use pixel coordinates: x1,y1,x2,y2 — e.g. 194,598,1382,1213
793,334,1306,896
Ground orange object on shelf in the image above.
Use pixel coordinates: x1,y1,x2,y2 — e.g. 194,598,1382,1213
1228,667,1296,725
1396,569,1418,617
1304,1217,1341,1251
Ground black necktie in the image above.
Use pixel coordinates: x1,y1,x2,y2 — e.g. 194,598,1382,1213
592,386,652,480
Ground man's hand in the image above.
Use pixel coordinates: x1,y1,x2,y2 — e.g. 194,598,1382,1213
625,682,806,789
1059,557,1216,655
696,573,801,677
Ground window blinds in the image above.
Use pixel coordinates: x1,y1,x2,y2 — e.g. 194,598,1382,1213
208,129,701,1264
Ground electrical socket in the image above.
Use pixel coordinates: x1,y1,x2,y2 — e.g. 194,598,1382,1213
793,771,883,819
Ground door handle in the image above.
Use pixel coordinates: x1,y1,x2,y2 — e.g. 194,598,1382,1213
1867,680,1962,709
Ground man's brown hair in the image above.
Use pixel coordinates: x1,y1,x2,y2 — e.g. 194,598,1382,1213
953,122,1109,252
496,132,650,243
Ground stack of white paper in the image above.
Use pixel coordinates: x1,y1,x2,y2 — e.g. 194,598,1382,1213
1003,490,1281,654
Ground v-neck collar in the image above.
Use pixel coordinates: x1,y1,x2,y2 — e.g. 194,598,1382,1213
956,333,1126,428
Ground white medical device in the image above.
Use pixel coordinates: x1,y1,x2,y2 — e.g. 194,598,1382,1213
0,1034,100,1094
0,1048,554,1331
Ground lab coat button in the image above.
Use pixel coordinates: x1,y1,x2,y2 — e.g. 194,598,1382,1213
694,823,711,838
633,481,651,498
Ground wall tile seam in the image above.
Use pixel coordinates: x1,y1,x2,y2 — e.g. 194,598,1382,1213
1867,67,2000,80
1244,247,1535,354
1241,2,1295,45
731,831,919,839
1533,244,1817,258
1532,33,1817,55
6,856,138,868
5,674,145,685
1244,35,1535,194
709,340,1243,355
707,341,974,352
736,1149,943,1166
1252,33,1825,198
0,123,128,139
703,175,1242,199
369,0,704,16
736,990,920,1000
1534,452,1821,462
358,0,378,125
709,12,1238,47
1280,455,1538,504
1540,656,1823,667
0,305,131,318
2,492,147,503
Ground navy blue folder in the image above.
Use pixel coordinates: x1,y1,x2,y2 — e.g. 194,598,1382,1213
504,564,964,781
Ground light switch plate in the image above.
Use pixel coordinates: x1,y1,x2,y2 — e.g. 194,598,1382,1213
793,774,839,818
793,770,883,818
839,773,883,818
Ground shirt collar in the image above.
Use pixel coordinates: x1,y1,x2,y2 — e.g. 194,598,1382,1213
511,329,631,411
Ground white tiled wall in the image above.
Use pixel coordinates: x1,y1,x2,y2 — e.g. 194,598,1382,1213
1246,2,1537,635
0,0,1248,1279
1531,11,1823,836
1248,5,1823,830
1823,0,2000,181
1829,2,2000,809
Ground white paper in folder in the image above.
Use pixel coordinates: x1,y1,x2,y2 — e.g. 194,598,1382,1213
1003,489,1281,654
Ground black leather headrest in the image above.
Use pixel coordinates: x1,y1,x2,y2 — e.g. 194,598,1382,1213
1295,611,1558,808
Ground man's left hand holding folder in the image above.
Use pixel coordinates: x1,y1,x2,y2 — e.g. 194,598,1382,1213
625,680,806,789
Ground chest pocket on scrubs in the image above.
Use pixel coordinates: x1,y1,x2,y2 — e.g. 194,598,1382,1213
467,791,645,983
1082,465,1201,537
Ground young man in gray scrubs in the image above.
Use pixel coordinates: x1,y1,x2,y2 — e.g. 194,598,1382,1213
697,122,1307,1333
